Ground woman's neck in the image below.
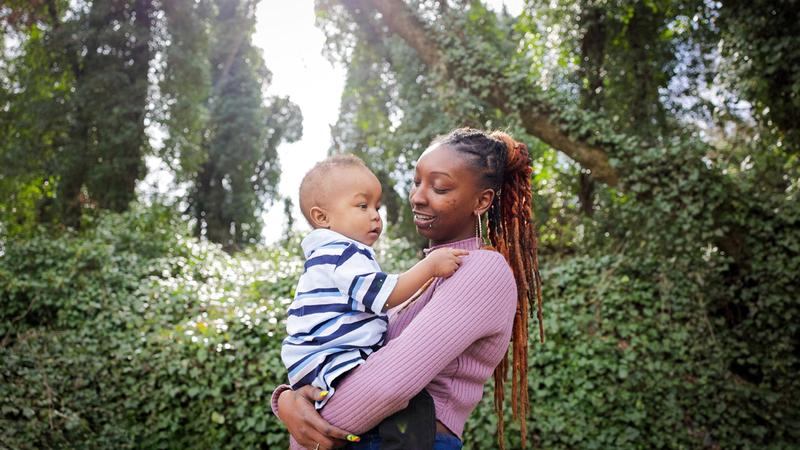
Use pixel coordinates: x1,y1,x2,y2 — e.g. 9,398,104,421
428,236,481,251
429,230,479,247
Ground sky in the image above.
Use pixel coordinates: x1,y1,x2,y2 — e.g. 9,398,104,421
253,0,524,243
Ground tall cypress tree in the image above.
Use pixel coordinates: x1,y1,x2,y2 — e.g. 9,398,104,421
1,0,155,228
2,0,301,245
73,0,154,213
189,0,302,251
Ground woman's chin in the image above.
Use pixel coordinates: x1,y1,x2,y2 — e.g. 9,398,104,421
414,224,438,242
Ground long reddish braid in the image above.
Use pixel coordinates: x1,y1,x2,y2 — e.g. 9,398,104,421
432,128,544,449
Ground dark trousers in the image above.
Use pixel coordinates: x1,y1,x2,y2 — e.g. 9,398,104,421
348,390,437,450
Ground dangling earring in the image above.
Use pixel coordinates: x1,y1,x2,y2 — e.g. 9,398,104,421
475,211,484,245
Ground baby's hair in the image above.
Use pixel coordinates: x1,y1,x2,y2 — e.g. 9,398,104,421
299,154,368,226
432,128,543,449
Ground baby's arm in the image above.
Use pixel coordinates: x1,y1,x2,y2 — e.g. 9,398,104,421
383,247,468,309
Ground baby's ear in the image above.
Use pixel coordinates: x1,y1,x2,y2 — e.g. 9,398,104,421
309,206,330,228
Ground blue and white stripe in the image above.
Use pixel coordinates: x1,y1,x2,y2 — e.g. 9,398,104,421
281,229,398,408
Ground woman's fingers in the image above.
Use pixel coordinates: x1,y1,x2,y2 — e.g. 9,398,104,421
295,418,351,449
302,405,354,442
296,385,327,402
292,386,358,444
297,427,338,450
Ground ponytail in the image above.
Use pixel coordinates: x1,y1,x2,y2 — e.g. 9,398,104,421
488,131,543,450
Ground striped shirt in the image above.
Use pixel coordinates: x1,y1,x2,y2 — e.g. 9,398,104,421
281,229,398,408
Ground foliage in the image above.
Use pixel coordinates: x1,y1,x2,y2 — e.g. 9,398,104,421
714,0,800,153
321,8,447,243
314,0,800,448
0,206,300,448
1,0,799,448
461,249,799,449
0,0,301,248
0,0,154,228
187,0,303,251
3,204,797,448
0,205,424,449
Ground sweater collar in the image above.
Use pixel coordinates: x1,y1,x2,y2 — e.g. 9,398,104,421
423,236,482,255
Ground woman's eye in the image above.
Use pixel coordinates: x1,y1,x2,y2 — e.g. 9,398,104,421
433,187,449,194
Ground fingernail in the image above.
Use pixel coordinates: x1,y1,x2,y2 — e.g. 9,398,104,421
319,391,329,398
346,435,361,442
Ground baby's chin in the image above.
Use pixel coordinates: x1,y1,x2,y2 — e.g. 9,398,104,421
363,231,381,246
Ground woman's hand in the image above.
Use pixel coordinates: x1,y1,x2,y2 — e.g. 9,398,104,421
277,386,356,449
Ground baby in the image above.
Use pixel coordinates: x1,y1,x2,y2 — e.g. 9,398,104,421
281,154,466,447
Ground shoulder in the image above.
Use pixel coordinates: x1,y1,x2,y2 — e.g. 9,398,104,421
335,242,377,268
464,249,514,280
303,240,349,268
430,249,517,327
302,229,367,258
442,249,516,295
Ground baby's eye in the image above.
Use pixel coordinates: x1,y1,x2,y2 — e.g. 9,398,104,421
413,179,421,186
358,203,368,210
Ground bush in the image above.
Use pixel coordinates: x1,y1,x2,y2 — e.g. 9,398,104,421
1,205,300,449
2,204,798,449
463,252,799,450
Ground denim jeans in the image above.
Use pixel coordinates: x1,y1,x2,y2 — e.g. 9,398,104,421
346,432,463,450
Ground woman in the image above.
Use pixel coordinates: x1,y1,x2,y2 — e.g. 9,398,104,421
273,128,544,450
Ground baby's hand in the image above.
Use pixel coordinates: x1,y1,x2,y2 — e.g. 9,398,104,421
425,247,469,278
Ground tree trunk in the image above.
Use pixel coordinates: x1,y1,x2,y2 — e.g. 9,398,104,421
576,4,606,216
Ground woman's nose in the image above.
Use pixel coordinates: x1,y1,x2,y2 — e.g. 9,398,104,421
410,186,426,206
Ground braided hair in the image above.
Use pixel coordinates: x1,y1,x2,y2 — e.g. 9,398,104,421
431,128,544,448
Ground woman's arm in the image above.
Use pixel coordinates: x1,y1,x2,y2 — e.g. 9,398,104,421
320,250,517,432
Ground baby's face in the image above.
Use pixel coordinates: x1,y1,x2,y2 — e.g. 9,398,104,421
325,166,383,246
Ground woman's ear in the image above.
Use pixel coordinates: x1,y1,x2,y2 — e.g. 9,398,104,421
309,206,330,228
474,188,495,216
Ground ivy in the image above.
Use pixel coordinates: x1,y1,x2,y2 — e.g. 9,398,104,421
0,206,300,448
3,195,797,448
313,1,800,447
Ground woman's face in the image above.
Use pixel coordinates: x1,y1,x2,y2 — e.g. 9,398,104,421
410,144,492,245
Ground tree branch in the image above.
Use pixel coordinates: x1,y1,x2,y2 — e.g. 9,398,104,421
339,0,619,186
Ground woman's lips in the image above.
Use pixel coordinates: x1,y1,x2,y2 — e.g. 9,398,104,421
413,213,436,228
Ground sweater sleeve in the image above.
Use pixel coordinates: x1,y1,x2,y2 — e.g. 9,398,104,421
317,250,517,433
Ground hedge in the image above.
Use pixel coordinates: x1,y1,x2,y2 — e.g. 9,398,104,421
2,206,798,449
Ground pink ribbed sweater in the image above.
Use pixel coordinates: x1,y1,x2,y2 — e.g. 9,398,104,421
273,237,517,447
